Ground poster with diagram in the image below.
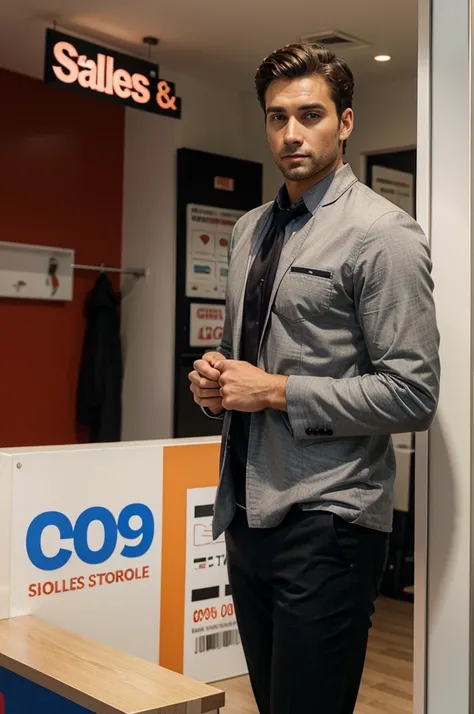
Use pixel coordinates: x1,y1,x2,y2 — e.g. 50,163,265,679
183,487,247,682
186,204,245,299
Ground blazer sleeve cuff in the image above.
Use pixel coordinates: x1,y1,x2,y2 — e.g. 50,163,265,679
201,406,225,421
286,375,334,440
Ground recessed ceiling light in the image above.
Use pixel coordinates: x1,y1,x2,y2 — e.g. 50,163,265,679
374,54,391,62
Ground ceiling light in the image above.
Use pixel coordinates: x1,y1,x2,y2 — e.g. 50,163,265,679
374,54,391,62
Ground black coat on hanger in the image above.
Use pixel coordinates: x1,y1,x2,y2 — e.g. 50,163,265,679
76,273,122,443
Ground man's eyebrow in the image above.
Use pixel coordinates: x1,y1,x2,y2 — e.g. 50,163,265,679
266,105,285,115
298,103,326,111
266,102,326,115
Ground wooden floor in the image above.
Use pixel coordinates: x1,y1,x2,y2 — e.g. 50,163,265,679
217,596,413,714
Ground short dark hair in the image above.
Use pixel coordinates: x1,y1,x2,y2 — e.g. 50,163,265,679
255,42,354,122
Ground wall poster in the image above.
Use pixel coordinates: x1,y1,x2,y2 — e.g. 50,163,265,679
186,204,244,299
189,303,226,349
371,165,414,217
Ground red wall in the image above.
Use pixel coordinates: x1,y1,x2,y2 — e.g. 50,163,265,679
0,69,125,448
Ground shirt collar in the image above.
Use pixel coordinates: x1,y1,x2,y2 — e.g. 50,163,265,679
275,163,354,216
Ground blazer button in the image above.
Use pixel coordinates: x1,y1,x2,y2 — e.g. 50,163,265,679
327,429,333,436
306,428,314,435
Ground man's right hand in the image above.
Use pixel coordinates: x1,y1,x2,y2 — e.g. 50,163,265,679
189,352,226,415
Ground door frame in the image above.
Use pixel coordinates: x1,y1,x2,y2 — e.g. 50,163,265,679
414,0,431,711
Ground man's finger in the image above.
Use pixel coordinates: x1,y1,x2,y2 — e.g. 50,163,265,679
199,377,220,389
193,359,221,382
188,372,218,390
189,370,217,388
188,370,202,386
203,351,226,368
190,384,221,399
193,394,223,410
215,359,232,373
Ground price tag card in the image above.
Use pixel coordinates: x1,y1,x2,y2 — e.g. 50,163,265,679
183,487,246,681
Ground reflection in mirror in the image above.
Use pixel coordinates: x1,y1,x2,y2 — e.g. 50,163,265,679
0,0,428,712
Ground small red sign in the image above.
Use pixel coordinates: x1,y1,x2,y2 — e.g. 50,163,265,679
214,176,235,192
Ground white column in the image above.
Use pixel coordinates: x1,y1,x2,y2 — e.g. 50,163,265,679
418,0,473,711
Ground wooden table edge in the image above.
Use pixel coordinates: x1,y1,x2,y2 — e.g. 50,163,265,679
0,617,225,714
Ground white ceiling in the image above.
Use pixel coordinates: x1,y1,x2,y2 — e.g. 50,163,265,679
0,0,417,93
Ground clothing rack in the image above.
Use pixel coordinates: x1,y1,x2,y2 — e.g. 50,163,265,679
71,263,148,278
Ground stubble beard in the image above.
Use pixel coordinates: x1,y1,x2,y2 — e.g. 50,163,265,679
277,143,340,182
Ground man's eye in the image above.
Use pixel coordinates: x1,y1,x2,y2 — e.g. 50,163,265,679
305,112,320,120
270,114,285,122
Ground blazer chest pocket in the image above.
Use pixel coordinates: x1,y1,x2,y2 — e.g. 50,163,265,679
273,266,333,322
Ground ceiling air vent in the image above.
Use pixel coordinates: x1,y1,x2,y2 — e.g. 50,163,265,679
301,31,368,51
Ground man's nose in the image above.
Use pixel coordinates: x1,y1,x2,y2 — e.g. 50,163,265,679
283,117,303,146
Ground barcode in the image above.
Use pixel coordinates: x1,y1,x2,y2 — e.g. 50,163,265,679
195,629,240,654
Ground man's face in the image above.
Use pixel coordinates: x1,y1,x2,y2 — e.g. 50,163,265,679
265,75,353,183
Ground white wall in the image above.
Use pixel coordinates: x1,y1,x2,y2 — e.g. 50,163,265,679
424,0,472,707
345,75,417,179
121,72,260,441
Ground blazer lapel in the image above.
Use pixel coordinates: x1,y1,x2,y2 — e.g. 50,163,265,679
232,164,359,362
256,166,358,359
232,204,274,360
257,214,316,360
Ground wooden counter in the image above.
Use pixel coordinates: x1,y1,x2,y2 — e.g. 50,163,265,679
0,616,224,713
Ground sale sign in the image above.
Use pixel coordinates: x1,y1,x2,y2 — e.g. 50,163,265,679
9,446,163,664
190,304,225,348
183,487,246,682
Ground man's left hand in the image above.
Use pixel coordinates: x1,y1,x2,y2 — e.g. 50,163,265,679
215,360,288,412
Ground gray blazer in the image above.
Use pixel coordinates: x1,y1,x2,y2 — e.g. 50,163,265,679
210,164,440,538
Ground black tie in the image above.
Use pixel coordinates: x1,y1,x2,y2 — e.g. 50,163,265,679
240,201,310,366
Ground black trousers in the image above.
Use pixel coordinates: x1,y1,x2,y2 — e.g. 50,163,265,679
226,506,389,714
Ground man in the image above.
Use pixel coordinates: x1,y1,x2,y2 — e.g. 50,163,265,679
189,43,439,714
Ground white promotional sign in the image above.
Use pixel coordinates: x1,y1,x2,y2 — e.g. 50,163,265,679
9,445,163,664
186,204,244,299
183,487,246,682
190,304,226,348
372,165,414,217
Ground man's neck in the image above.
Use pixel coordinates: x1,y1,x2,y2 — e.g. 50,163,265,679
285,157,344,206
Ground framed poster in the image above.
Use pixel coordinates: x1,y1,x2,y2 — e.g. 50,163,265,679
186,204,244,299
371,165,415,217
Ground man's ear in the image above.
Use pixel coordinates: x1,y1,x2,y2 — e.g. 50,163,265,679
339,108,354,143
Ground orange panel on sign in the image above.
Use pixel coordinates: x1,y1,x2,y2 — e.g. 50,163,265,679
160,442,221,673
